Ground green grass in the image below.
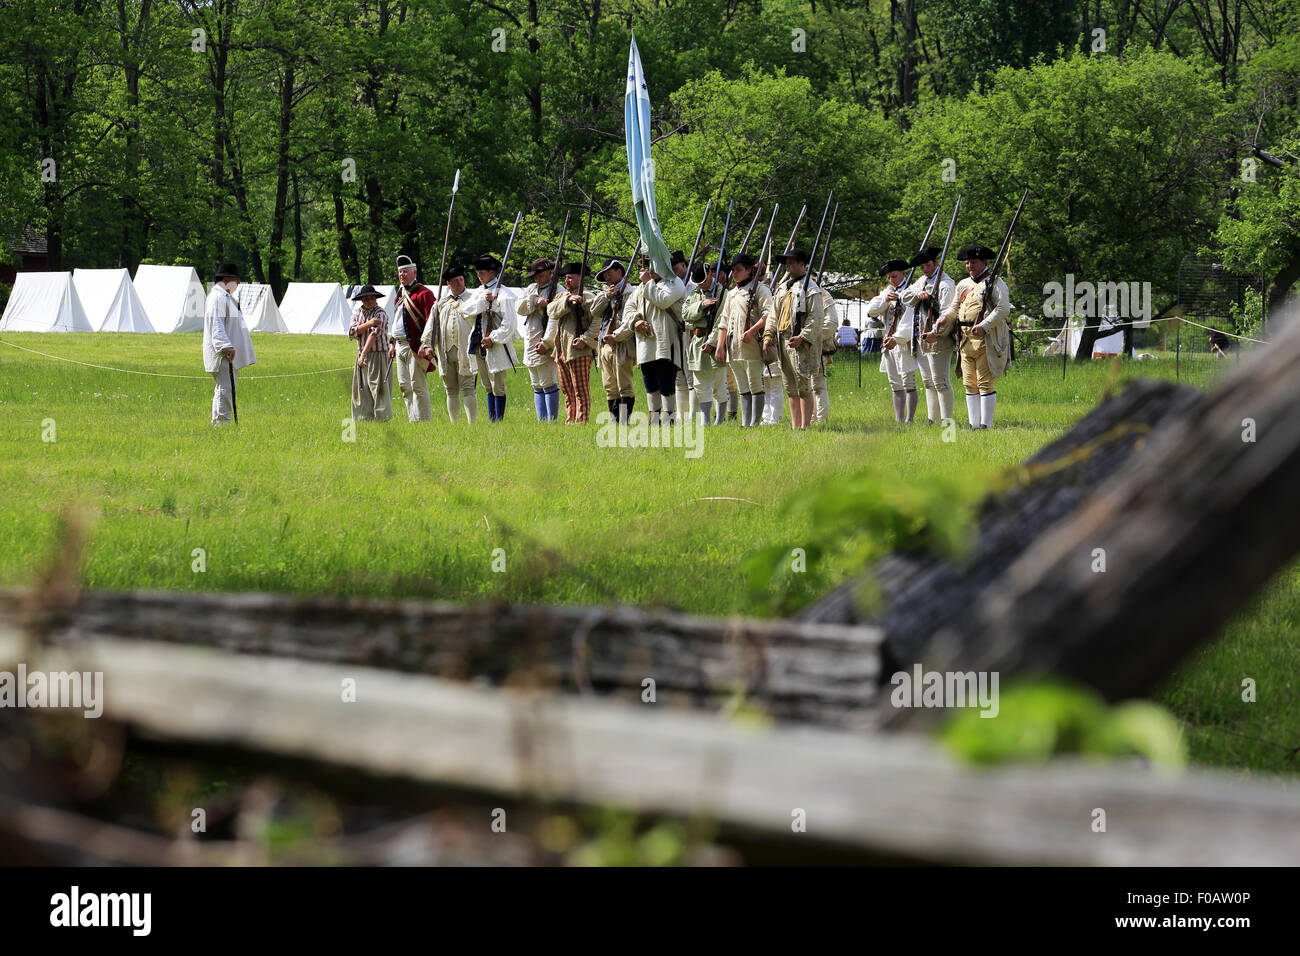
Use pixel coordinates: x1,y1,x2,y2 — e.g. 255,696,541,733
0,331,1293,775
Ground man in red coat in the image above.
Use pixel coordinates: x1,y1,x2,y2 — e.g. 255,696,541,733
390,253,437,422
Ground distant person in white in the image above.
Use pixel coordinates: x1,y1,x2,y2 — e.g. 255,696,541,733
202,263,255,425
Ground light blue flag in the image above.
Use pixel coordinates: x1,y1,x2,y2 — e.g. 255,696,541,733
625,35,674,279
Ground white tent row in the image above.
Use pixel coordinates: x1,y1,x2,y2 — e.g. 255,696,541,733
133,264,205,333
234,283,288,333
0,272,90,332
73,268,154,332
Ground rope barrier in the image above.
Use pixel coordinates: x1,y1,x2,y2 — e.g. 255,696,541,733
0,337,355,379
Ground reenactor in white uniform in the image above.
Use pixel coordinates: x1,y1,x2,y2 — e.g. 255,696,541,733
680,261,727,426
867,258,919,423
462,253,519,423
931,244,1011,428
718,252,773,428
592,258,637,424
670,250,693,421
421,265,477,424
907,246,959,425
629,255,687,426
762,247,825,431
517,258,561,422
202,262,255,426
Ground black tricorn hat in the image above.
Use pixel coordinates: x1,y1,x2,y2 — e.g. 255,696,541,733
396,254,416,269
526,258,553,278
472,254,502,272
443,264,466,280
595,259,625,282
957,244,997,261
909,246,943,268
214,262,240,280
730,252,757,270
878,258,909,276
690,261,719,283
775,247,810,264
562,261,586,277
350,284,381,301
670,250,687,266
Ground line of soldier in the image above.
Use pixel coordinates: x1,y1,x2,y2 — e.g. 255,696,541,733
865,242,1011,429
352,244,841,431
344,241,1010,431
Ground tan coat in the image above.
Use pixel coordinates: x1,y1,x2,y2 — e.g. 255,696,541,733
720,281,774,362
934,273,1011,378
545,289,600,361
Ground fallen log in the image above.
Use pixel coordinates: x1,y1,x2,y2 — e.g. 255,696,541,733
2,632,1298,866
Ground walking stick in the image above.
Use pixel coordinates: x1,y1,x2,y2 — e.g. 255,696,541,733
228,356,239,424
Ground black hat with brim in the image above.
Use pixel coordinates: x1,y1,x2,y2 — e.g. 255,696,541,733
214,262,240,280
956,244,997,261
670,250,687,266
443,265,466,280
878,259,909,276
350,284,381,301
730,252,757,270
775,247,810,264
473,254,502,272
527,258,553,279
595,260,625,282
908,246,943,268
396,254,416,269
563,261,586,277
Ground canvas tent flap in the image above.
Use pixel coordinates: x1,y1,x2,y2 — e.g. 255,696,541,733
0,272,91,332
73,268,155,332
280,283,351,334
133,264,204,333
236,283,288,333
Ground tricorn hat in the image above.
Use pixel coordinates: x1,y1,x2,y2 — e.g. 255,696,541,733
214,262,240,280
443,264,466,280
350,284,381,301
396,254,416,269
775,247,810,264
878,258,909,276
595,259,625,282
908,246,943,268
670,250,687,266
956,244,997,261
562,261,586,277
526,258,553,279
472,253,502,272
730,252,757,270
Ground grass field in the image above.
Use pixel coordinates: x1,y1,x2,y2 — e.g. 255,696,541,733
0,331,1293,776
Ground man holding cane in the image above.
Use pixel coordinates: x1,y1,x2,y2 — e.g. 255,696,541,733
202,262,255,426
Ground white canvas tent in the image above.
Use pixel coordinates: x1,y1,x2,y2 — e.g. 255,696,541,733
279,282,351,335
0,272,91,332
133,264,205,333
73,268,155,332
236,283,287,333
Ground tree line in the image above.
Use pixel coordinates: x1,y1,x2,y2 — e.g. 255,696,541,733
2,0,1299,321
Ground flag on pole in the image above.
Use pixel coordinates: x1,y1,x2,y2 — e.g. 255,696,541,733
625,34,673,279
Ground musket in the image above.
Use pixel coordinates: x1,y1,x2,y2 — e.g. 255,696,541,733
734,207,763,265
752,203,779,290
479,210,522,365
815,202,839,287
794,191,834,338
767,202,808,290
920,195,961,337
571,197,595,341
701,200,733,347
435,169,460,298
602,236,640,345
977,188,1029,323
544,211,571,303
683,198,713,281
887,210,939,353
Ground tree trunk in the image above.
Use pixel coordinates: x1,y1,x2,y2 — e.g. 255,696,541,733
267,59,295,297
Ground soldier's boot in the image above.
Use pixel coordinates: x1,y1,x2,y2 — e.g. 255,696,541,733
904,388,918,423
544,386,560,422
979,391,996,429
965,392,981,429
698,401,713,427
533,387,546,422
891,390,906,423
738,392,752,427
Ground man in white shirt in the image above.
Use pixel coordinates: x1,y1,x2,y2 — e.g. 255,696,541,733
202,263,255,426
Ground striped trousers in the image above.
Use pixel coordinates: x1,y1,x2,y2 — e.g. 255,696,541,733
557,354,594,423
